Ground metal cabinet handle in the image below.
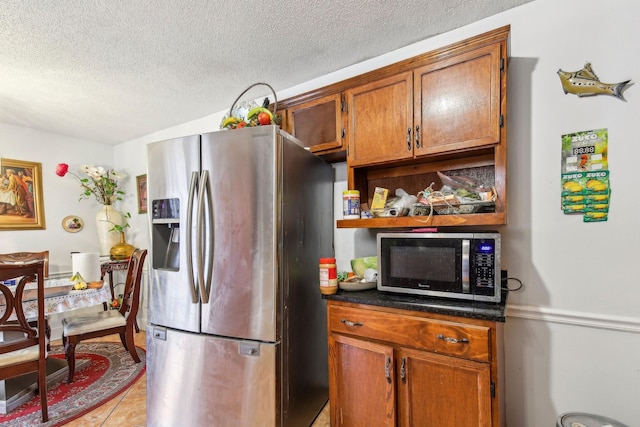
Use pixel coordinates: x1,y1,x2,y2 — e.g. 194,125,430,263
415,125,420,148
385,357,392,383
437,333,470,344
406,127,412,151
340,319,363,327
400,357,406,383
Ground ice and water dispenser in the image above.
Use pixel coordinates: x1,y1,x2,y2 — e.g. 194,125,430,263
151,198,180,270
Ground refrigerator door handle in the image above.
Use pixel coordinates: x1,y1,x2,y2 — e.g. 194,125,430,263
186,171,200,303
197,170,214,304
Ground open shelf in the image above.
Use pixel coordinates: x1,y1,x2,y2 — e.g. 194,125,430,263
336,212,506,229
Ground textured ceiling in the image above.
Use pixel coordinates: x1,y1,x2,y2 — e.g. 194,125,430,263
0,0,531,145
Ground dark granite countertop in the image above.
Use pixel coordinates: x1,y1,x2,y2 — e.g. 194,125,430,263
323,289,507,322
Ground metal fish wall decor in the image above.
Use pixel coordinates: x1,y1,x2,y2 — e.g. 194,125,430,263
557,62,631,101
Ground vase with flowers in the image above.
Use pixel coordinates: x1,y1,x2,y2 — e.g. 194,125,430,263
108,212,135,261
56,163,130,256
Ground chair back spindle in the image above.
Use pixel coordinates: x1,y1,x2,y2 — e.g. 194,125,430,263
119,250,145,321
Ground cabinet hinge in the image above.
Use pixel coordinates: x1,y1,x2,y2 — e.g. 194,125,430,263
341,128,346,138
500,57,505,72
499,115,504,128
490,381,496,398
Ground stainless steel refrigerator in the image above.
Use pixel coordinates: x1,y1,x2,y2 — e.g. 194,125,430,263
145,125,333,427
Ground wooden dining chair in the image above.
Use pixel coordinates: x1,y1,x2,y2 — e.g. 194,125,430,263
0,251,49,278
0,251,52,348
0,261,49,422
62,248,147,383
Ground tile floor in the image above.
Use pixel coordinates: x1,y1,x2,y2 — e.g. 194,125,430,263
52,331,330,427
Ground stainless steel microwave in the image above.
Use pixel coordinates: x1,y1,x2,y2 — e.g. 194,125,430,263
377,232,501,303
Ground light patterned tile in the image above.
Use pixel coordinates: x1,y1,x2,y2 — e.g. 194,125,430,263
312,402,330,427
126,372,146,396
102,392,146,426
62,396,119,427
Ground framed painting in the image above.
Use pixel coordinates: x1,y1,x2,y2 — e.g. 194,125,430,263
62,215,84,232
0,158,46,230
136,174,147,214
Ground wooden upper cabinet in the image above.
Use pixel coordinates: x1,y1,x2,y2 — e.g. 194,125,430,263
414,43,503,156
345,72,413,167
279,26,510,229
286,93,343,153
347,41,504,167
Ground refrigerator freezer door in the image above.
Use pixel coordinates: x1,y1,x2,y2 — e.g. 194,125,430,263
146,325,277,427
200,126,279,342
147,135,201,333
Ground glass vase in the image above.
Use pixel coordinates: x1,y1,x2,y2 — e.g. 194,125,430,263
110,231,135,261
96,205,123,256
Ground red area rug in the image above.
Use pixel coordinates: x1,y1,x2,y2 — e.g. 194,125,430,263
0,342,146,427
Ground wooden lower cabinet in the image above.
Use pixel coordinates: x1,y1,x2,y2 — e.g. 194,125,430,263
329,334,396,426
397,348,492,426
327,301,504,426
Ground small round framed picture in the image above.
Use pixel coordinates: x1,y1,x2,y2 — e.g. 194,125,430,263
62,215,84,233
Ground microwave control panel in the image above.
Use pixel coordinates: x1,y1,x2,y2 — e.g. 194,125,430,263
472,239,497,294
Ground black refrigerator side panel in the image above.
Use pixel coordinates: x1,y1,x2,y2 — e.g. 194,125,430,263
280,133,333,427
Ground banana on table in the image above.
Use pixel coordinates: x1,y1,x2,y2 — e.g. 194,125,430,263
70,272,88,290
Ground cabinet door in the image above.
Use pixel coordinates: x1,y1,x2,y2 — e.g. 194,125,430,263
345,72,413,167
414,43,503,156
329,333,396,427
275,108,288,134
287,93,343,153
397,347,492,427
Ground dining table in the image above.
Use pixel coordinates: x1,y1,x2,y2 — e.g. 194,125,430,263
0,278,112,414
100,259,129,302
20,278,112,319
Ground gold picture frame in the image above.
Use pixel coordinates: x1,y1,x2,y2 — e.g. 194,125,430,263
0,158,46,230
136,174,147,214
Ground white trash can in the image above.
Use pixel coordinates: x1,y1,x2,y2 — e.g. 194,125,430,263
557,412,629,427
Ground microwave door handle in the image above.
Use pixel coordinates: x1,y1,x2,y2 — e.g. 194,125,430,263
462,239,470,294
186,171,200,303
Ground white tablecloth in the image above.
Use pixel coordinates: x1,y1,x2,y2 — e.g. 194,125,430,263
0,190,15,205
20,279,112,319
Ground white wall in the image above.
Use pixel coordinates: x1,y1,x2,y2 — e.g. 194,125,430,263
2,0,638,424
0,122,115,272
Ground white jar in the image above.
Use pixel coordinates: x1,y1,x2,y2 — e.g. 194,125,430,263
342,190,360,219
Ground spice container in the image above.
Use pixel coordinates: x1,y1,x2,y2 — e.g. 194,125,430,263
319,257,338,295
342,190,360,219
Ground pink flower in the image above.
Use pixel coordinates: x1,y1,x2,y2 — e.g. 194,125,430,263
56,163,69,177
